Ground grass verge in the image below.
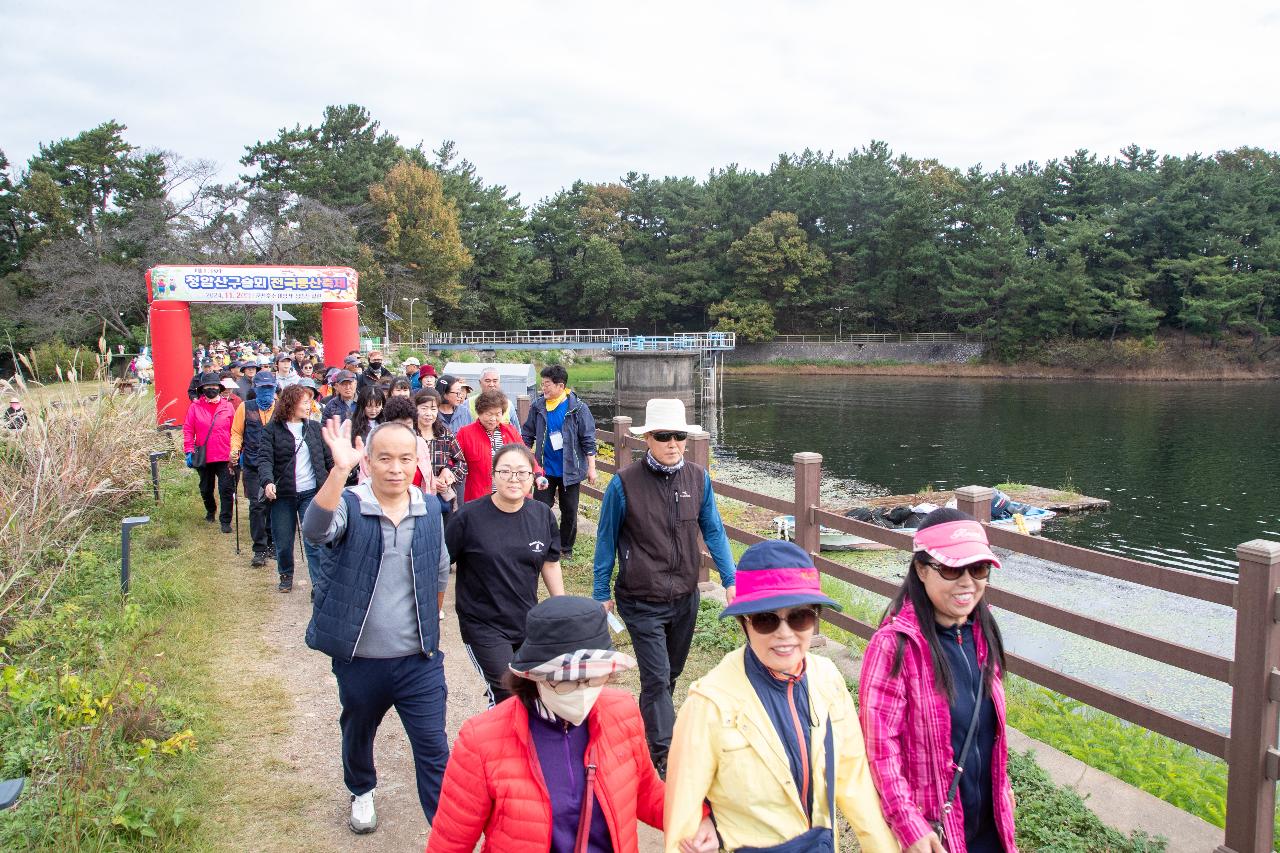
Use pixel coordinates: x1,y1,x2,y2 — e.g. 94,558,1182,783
0,461,213,850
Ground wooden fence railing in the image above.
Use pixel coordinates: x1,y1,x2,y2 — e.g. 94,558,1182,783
545,405,1278,853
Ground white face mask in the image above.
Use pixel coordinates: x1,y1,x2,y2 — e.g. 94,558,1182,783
536,682,605,726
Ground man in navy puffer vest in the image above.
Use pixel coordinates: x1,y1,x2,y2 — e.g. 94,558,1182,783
303,418,451,835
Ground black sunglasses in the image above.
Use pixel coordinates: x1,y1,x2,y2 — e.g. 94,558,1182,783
650,431,688,442
745,608,819,634
924,560,993,582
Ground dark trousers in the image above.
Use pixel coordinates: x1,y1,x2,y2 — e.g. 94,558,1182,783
197,461,234,524
463,639,521,708
616,592,699,766
241,466,272,554
269,489,320,582
332,653,449,823
533,476,580,554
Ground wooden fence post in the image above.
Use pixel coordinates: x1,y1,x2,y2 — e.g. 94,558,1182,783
686,431,713,584
955,485,994,522
686,431,710,470
517,394,531,428
613,416,633,468
1218,539,1280,853
793,453,822,557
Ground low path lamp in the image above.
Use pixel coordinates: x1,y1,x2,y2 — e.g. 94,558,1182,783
121,515,151,595
149,451,168,502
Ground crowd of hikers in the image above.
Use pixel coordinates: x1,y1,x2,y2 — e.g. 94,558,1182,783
177,338,1015,852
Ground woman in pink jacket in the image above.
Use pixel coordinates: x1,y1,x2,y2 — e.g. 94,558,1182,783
182,371,237,531
859,508,1017,853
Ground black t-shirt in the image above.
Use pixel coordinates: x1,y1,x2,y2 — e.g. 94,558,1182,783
445,496,561,645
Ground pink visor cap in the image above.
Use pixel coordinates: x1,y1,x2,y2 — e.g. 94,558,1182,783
912,520,1002,570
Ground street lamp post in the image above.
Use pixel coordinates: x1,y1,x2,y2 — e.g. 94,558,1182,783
403,297,421,343
833,306,847,341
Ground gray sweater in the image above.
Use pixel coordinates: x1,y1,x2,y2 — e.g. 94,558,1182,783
303,482,449,658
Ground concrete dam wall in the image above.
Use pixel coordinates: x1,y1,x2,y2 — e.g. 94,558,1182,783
725,340,985,365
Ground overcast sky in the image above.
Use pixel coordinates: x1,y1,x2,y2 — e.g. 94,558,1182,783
3,0,1278,206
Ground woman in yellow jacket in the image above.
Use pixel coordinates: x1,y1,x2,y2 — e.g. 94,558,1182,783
664,540,899,853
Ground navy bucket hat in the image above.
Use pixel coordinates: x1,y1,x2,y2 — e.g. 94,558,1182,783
721,540,842,618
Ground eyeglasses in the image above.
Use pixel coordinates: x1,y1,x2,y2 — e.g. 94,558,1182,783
924,560,993,582
650,431,688,442
745,608,819,634
546,675,611,694
494,469,533,481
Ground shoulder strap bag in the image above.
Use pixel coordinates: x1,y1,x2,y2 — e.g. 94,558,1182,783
573,762,598,853
191,408,221,468
736,718,837,853
928,667,987,851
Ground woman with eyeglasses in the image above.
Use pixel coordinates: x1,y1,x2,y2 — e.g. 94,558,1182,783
434,374,474,433
455,389,545,503
428,596,719,853
859,508,1016,853
664,540,898,853
445,443,562,707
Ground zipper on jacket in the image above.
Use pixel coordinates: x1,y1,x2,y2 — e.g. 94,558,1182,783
409,549,428,655
954,623,986,835
350,557,382,661
561,721,576,798
669,476,680,598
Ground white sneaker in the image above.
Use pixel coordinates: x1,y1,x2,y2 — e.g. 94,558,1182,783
350,790,376,834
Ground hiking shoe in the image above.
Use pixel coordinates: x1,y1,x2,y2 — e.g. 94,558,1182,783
278,577,292,593
220,522,232,533
350,790,376,834
251,551,268,568
205,513,215,523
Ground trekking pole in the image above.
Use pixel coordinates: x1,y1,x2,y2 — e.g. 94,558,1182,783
233,493,241,555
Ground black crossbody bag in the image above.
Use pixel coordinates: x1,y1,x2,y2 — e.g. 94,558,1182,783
928,670,986,850
191,410,220,468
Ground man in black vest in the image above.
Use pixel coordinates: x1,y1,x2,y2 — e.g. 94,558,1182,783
303,418,451,835
592,398,737,774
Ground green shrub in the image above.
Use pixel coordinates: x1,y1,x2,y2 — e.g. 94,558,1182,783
22,340,93,382
692,597,741,653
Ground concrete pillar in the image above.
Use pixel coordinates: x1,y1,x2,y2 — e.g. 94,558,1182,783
614,351,699,407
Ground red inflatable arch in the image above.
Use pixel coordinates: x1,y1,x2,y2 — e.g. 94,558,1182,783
145,265,360,426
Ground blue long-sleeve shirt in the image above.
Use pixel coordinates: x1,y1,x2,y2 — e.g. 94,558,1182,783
592,469,736,600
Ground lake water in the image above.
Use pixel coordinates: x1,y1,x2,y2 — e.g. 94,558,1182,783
587,374,1280,731
598,374,1280,577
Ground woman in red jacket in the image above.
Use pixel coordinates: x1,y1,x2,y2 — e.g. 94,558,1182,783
455,389,544,502
427,596,717,853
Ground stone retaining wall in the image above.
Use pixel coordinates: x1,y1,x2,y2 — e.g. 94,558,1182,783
726,341,985,364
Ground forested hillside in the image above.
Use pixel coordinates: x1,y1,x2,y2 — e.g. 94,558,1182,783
2,104,1277,354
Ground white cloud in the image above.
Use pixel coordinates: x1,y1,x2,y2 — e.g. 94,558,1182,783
2,0,1278,203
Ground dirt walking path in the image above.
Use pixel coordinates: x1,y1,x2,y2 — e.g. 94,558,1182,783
201,503,662,852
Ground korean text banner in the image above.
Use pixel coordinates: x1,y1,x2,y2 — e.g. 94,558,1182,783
148,265,358,303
